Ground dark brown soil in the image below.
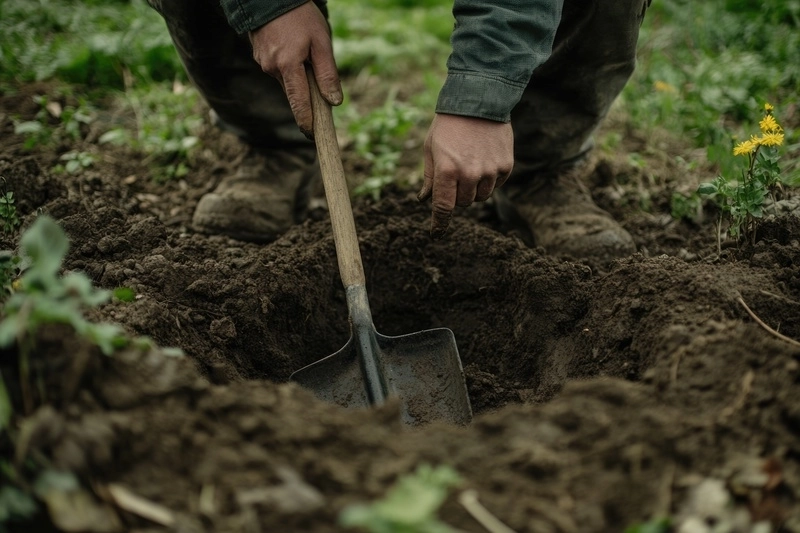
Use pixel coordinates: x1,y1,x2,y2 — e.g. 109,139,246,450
3,83,800,533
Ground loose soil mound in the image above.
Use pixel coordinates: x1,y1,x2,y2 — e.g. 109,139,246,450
2,86,800,532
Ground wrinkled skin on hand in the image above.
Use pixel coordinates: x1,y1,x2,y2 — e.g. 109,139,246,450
249,1,342,137
418,114,514,239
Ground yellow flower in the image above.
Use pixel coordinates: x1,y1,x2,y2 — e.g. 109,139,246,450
653,80,677,93
764,103,774,113
759,114,781,134
759,132,784,147
733,139,757,156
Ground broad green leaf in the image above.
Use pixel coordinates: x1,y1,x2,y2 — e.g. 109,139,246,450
83,322,126,355
13,121,43,135
65,159,81,174
33,470,79,497
161,347,185,357
338,504,375,528
62,272,109,306
697,182,717,195
98,128,130,145
340,464,460,532
113,287,135,302
61,272,93,298
180,136,199,150
20,216,69,280
30,300,79,326
0,316,20,348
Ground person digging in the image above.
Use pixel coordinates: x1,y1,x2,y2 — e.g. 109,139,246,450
148,0,649,263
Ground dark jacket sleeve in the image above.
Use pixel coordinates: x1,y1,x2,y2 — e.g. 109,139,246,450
436,0,564,122
219,0,312,34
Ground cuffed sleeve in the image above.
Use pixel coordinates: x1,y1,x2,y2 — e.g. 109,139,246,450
219,0,310,34
436,0,564,122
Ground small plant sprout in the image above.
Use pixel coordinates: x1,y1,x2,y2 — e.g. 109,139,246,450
54,151,95,174
347,95,422,200
0,251,21,297
13,96,95,150
339,464,461,533
0,215,181,414
698,102,786,251
113,287,136,302
0,178,20,234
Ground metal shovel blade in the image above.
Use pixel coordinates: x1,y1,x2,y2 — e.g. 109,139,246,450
291,326,472,426
291,286,472,426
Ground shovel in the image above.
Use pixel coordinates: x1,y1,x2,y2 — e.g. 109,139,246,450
290,67,473,426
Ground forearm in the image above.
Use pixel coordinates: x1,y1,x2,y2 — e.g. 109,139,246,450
436,0,564,122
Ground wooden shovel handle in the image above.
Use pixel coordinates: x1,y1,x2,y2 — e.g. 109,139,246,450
306,65,366,289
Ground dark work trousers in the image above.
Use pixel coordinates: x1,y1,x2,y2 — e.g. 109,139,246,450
148,0,649,177
510,0,651,178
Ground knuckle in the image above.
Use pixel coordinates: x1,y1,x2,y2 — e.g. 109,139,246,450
476,184,494,202
261,59,281,77
432,200,453,214
455,193,474,207
318,72,339,87
498,163,514,177
432,210,453,227
436,163,459,179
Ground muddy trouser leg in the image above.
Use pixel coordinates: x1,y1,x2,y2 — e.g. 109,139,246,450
509,0,650,179
145,0,327,151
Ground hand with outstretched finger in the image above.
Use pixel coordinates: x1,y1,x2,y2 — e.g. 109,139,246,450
249,1,342,138
418,114,514,239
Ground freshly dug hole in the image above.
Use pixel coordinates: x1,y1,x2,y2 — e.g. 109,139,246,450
81,193,595,414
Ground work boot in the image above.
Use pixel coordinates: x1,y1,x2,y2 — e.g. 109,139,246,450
495,160,636,263
192,146,318,242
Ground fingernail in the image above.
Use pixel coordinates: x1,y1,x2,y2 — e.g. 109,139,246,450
417,186,431,202
330,90,343,106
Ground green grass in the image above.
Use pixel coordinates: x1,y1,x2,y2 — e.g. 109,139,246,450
1,0,199,179
99,84,203,181
0,0,184,89
331,0,452,77
621,0,799,182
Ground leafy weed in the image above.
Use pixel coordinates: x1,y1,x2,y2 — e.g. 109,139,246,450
0,215,182,415
0,179,20,235
339,464,461,533
345,95,423,200
698,103,786,249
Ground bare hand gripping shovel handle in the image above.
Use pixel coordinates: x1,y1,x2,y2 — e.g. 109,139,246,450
290,66,473,426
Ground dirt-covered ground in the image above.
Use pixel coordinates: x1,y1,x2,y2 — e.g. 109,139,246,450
2,82,800,533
